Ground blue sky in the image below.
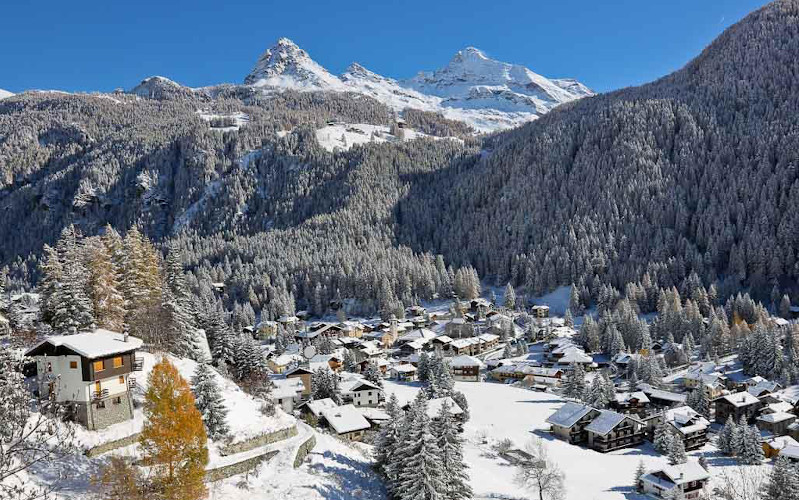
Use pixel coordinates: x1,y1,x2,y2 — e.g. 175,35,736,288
1,0,769,94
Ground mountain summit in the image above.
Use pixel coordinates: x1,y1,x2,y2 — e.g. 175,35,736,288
242,39,592,130
405,46,593,114
244,38,343,90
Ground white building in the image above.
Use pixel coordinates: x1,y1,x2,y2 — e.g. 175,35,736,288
640,461,710,499
25,329,143,430
348,380,383,407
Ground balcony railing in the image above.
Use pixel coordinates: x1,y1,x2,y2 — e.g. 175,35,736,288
92,388,109,400
133,357,144,371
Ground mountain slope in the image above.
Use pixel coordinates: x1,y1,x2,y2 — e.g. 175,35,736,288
395,0,799,299
0,89,14,100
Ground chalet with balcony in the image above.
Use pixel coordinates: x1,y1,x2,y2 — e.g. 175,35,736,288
449,355,483,382
664,406,710,450
25,329,143,430
546,402,601,445
584,410,645,452
640,461,710,499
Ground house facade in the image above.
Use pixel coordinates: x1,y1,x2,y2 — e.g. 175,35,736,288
546,402,601,445
584,410,645,452
714,392,762,424
26,330,143,430
640,462,710,500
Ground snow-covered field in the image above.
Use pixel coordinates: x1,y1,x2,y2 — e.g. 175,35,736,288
381,379,763,500
314,122,461,152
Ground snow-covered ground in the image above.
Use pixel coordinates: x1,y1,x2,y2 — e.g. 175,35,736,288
314,122,461,152
381,379,764,500
197,110,250,132
0,88,16,100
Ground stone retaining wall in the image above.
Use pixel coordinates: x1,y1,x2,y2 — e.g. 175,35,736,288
218,425,298,456
292,433,316,468
85,432,141,458
205,450,279,482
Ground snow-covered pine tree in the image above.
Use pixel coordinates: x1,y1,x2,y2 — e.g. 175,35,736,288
504,283,516,310
686,387,709,418
503,343,514,359
363,362,384,389
450,390,470,423
564,308,574,328
653,423,674,454
311,368,341,403
164,243,207,361
342,349,356,372
601,371,615,404
417,351,431,383
634,460,646,492
191,363,229,439
46,226,96,334
717,416,736,455
395,394,446,500
432,400,472,500
582,376,610,409
374,393,404,487
739,423,764,464
667,435,687,465
85,237,125,332
763,455,799,500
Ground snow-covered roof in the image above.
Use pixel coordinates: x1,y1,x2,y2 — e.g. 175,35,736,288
765,435,799,451
398,328,436,343
433,335,453,344
449,355,483,368
349,380,382,392
545,402,595,428
584,410,630,436
322,404,371,434
557,347,593,364
427,397,464,419
747,380,781,396
358,407,390,422
271,353,304,366
26,329,143,359
763,401,795,414
643,461,709,488
664,406,710,434
756,412,796,424
305,398,339,418
638,384,687,403
391,364,417,373
720,392,761,407
614,391,650,405
272,378,305,399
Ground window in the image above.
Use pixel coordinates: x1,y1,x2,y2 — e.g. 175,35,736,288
118,376,125,385
112,356,123,368
95,381,101,393
93,360,104,372
69,361,78,369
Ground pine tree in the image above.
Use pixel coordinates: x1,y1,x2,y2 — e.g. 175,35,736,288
417,351,431,383
433,400,472,500
564,308,574,328
311,368,341,403
504,283,516,310
667,435,687,465
190,363,229,439
739,423,764,464
717,416,736,455
634,460,646,492
503,343,514,359
582,376,610,409
686,387,709,418
85,237,125,332
52,226,96,334
164,243,207,361
363,362,384,389
395,395,446,500
764,456,799,500
653,423,674,454
374,394,404,484
563,362,586,399
140,357,208,500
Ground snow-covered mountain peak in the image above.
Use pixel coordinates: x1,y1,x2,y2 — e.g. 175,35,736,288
0,89,14,100
244,38,342,90
130,76,192,99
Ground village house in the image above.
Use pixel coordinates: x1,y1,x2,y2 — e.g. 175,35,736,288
664,406,710,450
346,380,382,407
285,365,314,397
638,384,688,408
747,380,783,399
272,377,305,413
765,435,799,462
756,411,796,436
445,318,475,339
639,461,710,500
522,367,564,388
449,355,483,382
267,353,303,374
256,320,278,340
546,402,601,445
430,335,454,354
490,362,541,384
714,391,762,424
531,305,549,319
321,404,371,441
584,410,645,452
611,391,651,415
309,353,343,373
26,329,143,430
390,364,417,382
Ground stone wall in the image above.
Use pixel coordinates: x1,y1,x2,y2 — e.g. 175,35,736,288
292,433,316,468
218,425,298,456
88,393,134,430
85,432,141,458
205,450,279,482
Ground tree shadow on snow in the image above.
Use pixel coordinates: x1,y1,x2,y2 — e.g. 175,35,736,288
307,450,386,500
606,485,648,500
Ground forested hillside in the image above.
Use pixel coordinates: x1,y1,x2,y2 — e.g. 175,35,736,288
397,0,799,303
3,0,799,317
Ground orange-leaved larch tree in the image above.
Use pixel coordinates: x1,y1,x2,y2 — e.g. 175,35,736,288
140,357,208,500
